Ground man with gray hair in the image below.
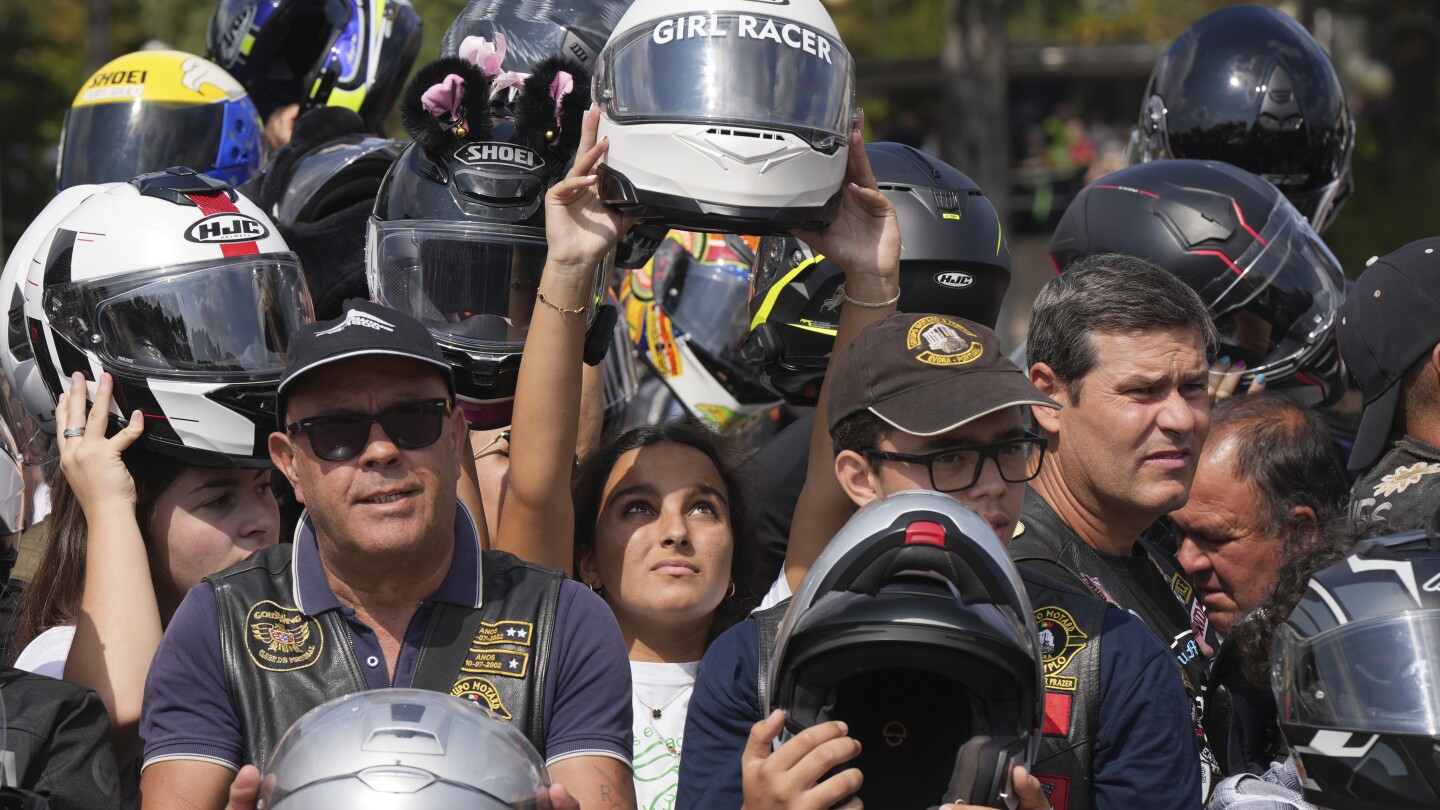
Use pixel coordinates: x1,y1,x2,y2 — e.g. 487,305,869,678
1171,392,1348,776
1012,253,1222,787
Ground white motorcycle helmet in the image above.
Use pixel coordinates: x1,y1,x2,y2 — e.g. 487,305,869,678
594,0,856,235
0,183,116,459
259,689,552,809
25,168,315,468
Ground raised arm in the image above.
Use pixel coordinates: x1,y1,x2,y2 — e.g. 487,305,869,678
58,371,157,765
496,106,628,574
783,113,903,591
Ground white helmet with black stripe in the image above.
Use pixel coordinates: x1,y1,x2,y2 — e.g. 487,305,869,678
1275,530,1440,809
1,183,115,459
24,167,315,467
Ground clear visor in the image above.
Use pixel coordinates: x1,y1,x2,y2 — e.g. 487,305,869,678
657,246,754,361
370,219,555,352
59,102,224,189
43,256,314,380
1276,610,1440,735
598,14,855,147
1189,196,1343,374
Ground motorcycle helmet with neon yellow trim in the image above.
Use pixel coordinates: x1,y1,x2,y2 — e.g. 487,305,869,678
621,231,779,435
743,142,1009,406
206,0,422,131
58,51,263,191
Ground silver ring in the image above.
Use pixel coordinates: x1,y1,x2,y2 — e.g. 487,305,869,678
62,427,86,439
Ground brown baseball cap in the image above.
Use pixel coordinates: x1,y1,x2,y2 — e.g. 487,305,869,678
826,313,1059,437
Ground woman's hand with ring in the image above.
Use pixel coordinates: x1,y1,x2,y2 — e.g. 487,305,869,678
55,371,146,516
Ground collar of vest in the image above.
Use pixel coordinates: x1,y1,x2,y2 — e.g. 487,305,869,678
290,498,486,614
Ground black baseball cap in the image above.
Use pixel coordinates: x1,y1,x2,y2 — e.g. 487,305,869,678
1338,237,1440,470
826,313,1058,437
276,299,455,426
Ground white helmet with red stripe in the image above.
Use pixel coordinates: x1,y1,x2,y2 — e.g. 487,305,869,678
24,167,316,467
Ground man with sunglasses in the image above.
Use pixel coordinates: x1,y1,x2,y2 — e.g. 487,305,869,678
679,313,1201,810
138,300,634,810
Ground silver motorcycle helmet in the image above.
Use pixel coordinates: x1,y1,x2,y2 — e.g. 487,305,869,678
769,490,1042,809
259,689,553,809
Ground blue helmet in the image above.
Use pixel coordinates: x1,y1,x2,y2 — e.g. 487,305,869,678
206,0,422,130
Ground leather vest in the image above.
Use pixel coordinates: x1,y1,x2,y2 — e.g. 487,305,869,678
752,573,1107,810
1010,488,1221,795
208,545,563,770
1021,569,1104,810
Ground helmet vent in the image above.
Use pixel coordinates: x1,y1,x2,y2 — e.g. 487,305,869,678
704,127,783,141
933,190,960,211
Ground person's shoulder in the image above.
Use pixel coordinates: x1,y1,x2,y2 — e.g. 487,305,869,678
207,544,292,583
0,665,105,730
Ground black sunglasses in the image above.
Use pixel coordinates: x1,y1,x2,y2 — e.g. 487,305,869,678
286,398,451,462
864,433,1048,493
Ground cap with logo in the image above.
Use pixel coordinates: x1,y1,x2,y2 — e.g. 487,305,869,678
1338,237,1440,471
826,313,1058,437
277,299,455,425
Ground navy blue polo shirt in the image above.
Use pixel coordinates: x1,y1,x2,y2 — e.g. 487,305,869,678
141,506,631,771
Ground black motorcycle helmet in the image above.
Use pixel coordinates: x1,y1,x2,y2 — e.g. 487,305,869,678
369,51,609,429
770,491,1041,809
441,0,635,73
206,0,422,132
1050,159,1346,407
743,142,1009,406
1274,530,1440,810
1135,3,1354,234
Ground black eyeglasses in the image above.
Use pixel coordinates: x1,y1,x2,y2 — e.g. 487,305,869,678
286,398,451,462
864,434,1048,492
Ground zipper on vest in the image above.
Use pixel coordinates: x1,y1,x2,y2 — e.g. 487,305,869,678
390,604,424,687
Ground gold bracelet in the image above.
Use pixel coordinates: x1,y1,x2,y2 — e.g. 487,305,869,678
841,288,901,308
536,290,587,316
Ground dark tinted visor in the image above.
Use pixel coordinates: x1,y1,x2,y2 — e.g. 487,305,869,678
59,102,224,189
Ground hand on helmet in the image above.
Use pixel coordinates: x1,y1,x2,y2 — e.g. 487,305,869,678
791,109,901,306
742,709,864,810
940,765,1051,810
55,371,145,518
543,104,633,306
1207,356,1266,405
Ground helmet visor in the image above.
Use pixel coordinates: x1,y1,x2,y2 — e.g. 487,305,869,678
1276,611,1440,735
598,14,855,147
370,219,581,353
45,256,313,379
59,102,224,189
1189,196,1343,376
658,243,754,361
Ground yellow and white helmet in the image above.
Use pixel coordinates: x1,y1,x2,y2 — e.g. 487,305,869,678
58,50,264,191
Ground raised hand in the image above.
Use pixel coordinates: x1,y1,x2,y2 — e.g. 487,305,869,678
54,371,144,516
791,109,901,303
543,104,630,304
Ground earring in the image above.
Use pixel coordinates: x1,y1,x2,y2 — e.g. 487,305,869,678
726,582,736,599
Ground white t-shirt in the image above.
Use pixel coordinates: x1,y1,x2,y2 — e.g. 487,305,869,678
630,660,699,810
14,624,75,679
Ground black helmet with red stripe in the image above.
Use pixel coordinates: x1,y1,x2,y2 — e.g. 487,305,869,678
24,168,315,468
1050,159,1345,406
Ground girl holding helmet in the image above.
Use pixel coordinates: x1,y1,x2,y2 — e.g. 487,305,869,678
497,98,899,806
12,171,313,779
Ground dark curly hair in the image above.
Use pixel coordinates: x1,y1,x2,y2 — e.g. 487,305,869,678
1227,516,1374,687
571,417,764,642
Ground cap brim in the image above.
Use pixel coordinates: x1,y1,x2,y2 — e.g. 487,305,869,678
1349,380,1401,471
277,349,454,397
868,370,1060,437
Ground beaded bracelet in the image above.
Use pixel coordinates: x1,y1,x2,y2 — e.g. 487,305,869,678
536,290,587,316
